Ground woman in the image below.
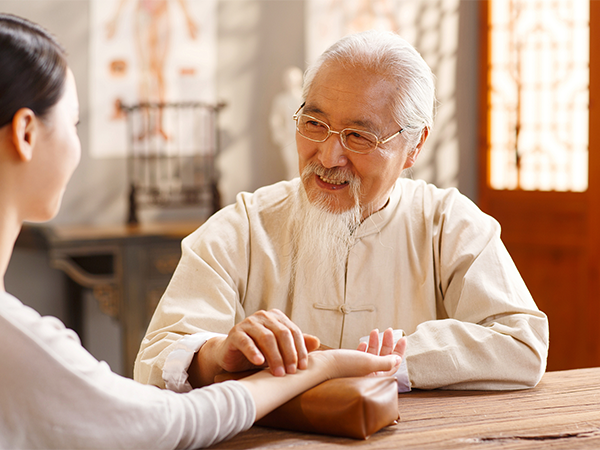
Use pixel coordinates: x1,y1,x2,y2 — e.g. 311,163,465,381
0,14,402,449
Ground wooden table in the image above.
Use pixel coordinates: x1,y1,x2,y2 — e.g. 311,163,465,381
210,367,600,449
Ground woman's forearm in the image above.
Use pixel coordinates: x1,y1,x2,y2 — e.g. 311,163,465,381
238,364,326,420
238,349,401,420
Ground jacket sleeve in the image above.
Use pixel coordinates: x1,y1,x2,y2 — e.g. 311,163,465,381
405,189,549,390
134,195,252,388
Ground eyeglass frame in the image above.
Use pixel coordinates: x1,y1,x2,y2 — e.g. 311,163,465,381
292,102,404,155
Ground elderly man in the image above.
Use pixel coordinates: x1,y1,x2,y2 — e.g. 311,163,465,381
134,30,549,393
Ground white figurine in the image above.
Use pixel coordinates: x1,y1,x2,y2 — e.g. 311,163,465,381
270,66,303,180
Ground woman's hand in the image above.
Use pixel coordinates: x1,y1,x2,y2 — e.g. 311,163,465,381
308,348,402,381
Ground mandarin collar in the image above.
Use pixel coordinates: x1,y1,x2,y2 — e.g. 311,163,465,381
353,178,403,238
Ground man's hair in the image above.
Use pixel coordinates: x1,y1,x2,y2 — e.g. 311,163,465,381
302,30,436,146
0,14,68,128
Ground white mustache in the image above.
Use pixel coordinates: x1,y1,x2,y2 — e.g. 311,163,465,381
302,162,358,186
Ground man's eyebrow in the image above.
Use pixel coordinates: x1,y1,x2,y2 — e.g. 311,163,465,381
302,104,324,116
302,105,379,131
349,118,377,130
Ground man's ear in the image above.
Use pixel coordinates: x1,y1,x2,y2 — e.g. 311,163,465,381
403,127,429,169
11,108,37,162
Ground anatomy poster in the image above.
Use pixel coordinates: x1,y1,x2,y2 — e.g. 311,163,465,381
89,0,217,158
306,0,406,64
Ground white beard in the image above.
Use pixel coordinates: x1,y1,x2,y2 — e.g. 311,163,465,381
289,163,363,294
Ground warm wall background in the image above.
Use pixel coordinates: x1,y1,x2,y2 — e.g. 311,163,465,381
3,0,480,374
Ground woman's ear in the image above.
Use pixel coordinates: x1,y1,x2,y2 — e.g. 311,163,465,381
403,127,429,169
11,108,37,162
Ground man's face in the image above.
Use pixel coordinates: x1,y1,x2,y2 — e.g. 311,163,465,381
297,63,420,219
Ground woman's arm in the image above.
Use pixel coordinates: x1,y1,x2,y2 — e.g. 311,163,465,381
239,349,401,420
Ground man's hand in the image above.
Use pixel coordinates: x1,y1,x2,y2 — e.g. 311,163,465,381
357,328,406,376
189,309,320,387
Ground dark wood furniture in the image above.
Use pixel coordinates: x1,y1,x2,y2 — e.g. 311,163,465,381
210,367,600,449
15,222,199,377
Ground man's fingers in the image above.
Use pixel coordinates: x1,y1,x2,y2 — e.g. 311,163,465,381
240,321,287,376
236,309,308,376
269,323,300,374
278,312,308,373
218,331,265,373
304,334,321,352
237,335,266,366
263,309,308,374
300,334,321,370
219,309,319,376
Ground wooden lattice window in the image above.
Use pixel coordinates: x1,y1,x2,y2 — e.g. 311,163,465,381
487,0,589,191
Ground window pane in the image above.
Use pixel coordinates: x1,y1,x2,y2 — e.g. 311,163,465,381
489,0,589,191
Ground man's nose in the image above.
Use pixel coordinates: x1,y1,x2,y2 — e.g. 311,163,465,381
318,131,348,168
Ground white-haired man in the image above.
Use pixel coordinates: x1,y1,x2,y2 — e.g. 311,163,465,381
134,30,549,393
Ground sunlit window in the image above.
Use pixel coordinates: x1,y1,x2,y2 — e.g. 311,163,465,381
489,0,589,191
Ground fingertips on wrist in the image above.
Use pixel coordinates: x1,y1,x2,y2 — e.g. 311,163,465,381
251,351,265,365
272,365,286,377
298,356,308,370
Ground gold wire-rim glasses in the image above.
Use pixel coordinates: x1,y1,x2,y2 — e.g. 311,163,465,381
292,103,404,155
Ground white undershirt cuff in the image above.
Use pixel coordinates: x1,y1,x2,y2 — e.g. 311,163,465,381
162,331,226,393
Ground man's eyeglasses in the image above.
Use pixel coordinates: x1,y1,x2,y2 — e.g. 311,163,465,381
292,104,403,155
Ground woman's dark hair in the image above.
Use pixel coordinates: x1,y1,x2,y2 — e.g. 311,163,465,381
0,14,68,128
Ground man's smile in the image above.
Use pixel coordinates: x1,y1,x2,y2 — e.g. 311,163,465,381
315,173,350,190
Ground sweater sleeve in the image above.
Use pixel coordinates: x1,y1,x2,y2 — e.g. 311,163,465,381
0,294,255,450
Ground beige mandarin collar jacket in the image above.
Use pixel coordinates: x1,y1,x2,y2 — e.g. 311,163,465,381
135,178,549,391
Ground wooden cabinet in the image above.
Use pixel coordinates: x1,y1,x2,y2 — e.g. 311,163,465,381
16,222,199,377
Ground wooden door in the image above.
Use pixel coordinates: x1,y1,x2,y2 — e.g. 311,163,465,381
478,1,600,371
